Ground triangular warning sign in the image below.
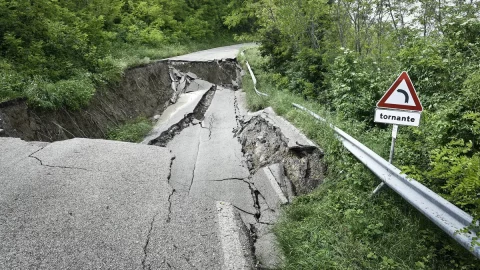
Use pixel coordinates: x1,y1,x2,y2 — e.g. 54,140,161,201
377,71,423,112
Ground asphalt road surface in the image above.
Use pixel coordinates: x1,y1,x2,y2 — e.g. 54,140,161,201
0,44,301,269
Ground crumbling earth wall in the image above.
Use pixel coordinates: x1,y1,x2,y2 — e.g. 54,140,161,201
236,115,325,195
0,60,241,142
169,60,242,89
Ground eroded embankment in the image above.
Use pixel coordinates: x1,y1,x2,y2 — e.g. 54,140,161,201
170,60,242,89
0,52,327,268
0,59,241,142
236,115,325,195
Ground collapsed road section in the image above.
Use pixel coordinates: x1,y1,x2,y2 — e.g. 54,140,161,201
235,108,325,195
0,58,242,142
142,68,325,268
0,45,325,269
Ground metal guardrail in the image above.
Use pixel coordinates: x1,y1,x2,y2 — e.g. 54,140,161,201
246,62,268,97
241,51,480,258
245,61,269,97
292,103,480,259
240,51,269,97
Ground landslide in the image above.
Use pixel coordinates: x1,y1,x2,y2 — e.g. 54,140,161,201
236,115,325,195
0,60,241,142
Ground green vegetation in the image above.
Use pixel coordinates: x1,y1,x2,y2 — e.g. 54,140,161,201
0,0,244,109
232,1,480,267
107,117,153,143
3,0,479,266
230,3,480,230
240,46,480,270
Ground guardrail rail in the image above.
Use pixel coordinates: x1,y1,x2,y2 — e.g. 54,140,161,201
241,50,480,258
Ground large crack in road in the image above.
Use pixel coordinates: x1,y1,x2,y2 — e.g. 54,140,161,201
147,86,217,147
140,56,326,268
0,45,325,270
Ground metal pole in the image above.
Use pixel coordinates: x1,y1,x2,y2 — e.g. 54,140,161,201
388,125,398,163
372,125,398,195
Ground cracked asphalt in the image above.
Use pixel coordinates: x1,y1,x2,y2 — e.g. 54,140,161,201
0,44,295,269
151,85,287,269
1,138,173,269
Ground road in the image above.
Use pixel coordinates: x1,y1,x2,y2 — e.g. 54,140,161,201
0,138,174,269
168,44,255,62
0,44,315,269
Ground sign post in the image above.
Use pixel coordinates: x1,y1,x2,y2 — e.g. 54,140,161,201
372,72,423,195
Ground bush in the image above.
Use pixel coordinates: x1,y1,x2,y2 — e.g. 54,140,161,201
24,72,95,110
0,65,27,102
0,0,240,109
241,47,480,269
326,48,398,124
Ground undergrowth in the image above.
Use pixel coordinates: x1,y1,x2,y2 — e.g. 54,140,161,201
0,38,237,110
239,47,480,269
107,117,153,143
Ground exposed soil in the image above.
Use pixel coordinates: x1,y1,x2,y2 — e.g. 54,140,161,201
0,54,327,269
236,115,325,195
0,60,241,142
169,59,242,89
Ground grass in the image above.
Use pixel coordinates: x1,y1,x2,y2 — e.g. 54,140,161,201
239,47,480,269
107,117,153,143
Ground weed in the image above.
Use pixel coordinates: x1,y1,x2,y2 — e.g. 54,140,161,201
107,117,153,143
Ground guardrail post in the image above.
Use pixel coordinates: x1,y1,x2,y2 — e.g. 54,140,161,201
372,125,398,195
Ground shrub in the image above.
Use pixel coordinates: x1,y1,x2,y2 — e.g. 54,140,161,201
24,72,95,110
326,48,398,124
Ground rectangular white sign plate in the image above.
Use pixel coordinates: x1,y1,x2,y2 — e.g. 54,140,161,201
375,108,421,127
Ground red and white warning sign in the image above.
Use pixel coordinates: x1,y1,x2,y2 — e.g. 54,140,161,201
377,71,423,111
375,71,423,127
